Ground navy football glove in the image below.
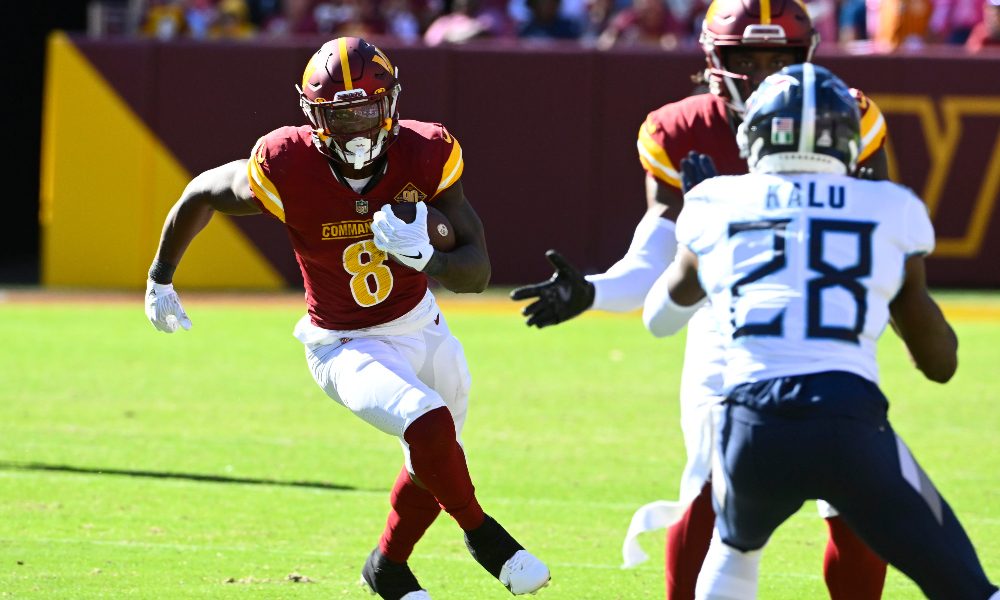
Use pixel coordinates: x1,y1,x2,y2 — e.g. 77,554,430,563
510,250,595,328
679,151,718,195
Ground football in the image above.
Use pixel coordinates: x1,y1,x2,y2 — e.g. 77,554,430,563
389,202,457,252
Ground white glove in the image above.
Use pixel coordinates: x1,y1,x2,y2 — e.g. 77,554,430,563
145,279,192,333
371,201,434,271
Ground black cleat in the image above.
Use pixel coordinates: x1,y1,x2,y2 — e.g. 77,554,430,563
359,547,430,600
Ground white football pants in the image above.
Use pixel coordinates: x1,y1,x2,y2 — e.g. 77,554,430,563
304,310,471,471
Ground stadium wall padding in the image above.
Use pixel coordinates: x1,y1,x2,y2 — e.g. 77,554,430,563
42,33,1000,288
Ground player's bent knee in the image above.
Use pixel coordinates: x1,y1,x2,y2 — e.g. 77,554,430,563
403,406,456,452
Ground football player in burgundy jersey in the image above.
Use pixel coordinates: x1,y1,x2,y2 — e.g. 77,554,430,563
145,37,550,599
512,1,889,598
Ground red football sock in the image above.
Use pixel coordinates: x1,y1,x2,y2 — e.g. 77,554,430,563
824,515,887,600
403,407,485,531
665,482,715,600
378,465,442,563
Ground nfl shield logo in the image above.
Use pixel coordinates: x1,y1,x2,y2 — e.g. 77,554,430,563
355,199,369,215
771,117,795,145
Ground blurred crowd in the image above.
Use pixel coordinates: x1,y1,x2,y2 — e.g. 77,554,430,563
90,0,1000,52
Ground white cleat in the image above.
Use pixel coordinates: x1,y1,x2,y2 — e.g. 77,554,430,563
499,550,551,595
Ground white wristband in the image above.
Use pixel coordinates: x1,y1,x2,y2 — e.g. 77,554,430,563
642,267,705,338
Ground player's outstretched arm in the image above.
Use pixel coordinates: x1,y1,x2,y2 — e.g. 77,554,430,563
889,255,958,383
510,157,702,328
146,160,261,333
421,180,491,293
576,169,691,316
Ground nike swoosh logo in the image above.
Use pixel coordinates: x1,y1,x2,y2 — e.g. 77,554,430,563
557,286,571,302
397,251,423,260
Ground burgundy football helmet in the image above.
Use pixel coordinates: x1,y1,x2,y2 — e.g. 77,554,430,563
297,37,401,170
700,0,819,115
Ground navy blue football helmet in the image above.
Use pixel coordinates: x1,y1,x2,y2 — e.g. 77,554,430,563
736,63,861,175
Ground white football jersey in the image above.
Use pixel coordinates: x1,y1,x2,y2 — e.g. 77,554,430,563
677,173,934,390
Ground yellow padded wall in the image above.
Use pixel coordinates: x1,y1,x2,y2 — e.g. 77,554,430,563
40,32,284,289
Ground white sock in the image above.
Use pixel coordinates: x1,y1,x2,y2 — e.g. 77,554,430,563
694,531,763,600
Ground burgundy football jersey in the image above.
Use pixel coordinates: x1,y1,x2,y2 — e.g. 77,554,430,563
637,91,887,190
247,120,464,330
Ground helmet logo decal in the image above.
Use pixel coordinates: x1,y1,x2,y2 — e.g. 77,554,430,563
372,48,393,73
372,54,391,73
395,183,428,203
771,118,795,144
338,37,354,90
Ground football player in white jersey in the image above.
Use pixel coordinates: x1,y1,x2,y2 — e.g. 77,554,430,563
642,63,999,600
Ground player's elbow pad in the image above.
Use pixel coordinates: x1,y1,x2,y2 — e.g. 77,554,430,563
586,215,677,312
643,286,705,338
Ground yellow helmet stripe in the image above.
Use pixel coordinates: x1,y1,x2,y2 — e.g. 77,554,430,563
637,125,681,188
437,139,464,192
760,0,772,24
338,38,353,91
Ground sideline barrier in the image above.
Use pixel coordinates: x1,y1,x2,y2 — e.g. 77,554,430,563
42,34,1000,288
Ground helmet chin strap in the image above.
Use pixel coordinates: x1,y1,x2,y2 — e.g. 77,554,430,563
344,137,373,170
709,53,750,116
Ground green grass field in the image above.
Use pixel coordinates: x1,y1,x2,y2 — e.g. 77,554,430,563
1,289,998,599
